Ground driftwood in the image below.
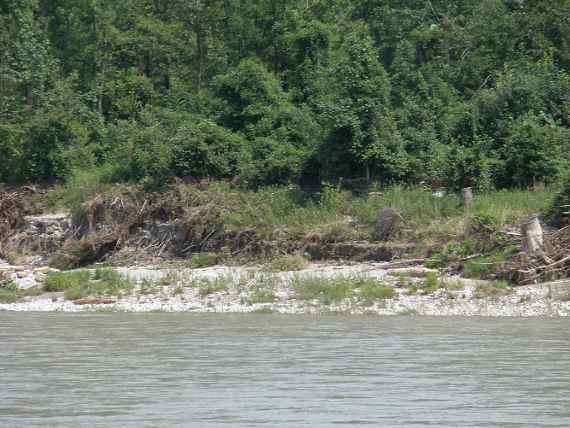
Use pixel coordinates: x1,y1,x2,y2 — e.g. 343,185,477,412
379,258,427,269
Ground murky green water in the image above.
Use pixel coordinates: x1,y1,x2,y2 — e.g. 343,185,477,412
0,313,569,427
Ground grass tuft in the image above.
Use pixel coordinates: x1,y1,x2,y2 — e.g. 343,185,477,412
474,280,510,299
44,271,91,292
196,276,231,297
190,253,220,269
292,275,394,305
44,269,132,300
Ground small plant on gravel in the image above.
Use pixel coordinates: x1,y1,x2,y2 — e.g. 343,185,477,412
159,271,181,286
197,276,231,297
407,273,463,295
0,283,43,303
44,268,132,300
358,280,395,305
292,275,393,305
474,280,510,299
0,283,22,303
172,286,185,296
292,276,354,304
139,278,158,295
190,253,220,269
246,289,277,304
44,271,91,292
264,254,308,272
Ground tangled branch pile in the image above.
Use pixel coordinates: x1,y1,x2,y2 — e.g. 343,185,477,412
0,191,26,250
50,185,237,269
507,225,570,285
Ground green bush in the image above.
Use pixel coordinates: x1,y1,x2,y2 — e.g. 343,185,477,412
264,254,308,272
190,253,220,269
44,271,91,292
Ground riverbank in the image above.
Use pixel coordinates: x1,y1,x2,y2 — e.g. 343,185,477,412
2,261,569,316
2,183,569,316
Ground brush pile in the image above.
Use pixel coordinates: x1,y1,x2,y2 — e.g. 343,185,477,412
0,191,27,258
0,191,25,242
50,185,235,268
508,225,570,285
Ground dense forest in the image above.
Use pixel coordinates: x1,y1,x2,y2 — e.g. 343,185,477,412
1,0,570,190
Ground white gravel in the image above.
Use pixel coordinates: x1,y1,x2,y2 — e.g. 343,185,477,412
2,262,570,316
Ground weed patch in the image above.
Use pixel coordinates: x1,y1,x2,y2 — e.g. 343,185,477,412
0,283,43,303
196,276,231,297
474,281,510,299
44,269,132,300
292,276,394,305
190,253,220,268
44,271,91,291
358,281,395,304
264,254,308,272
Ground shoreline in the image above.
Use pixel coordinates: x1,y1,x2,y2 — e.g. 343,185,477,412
2,262,569,317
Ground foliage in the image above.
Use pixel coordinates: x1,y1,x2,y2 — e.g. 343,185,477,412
291,275,394,305
0,282,43,303
43,268,132,300
546,176,570,227
196,276,231,297
2,1,570,189
474,280,510,299
264,254,308,272
190,253,220,269
44,271,91,292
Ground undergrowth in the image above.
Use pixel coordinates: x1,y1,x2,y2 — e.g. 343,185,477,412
0,282,43,303
292,276,395,305
44,268,132,300
32,181,553,266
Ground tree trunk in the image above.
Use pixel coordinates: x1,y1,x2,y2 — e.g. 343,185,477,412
521,215,544,256
462,187,473,209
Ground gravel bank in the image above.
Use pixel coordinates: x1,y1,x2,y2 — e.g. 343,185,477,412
1,262,569,316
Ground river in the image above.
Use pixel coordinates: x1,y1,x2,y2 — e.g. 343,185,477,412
0,313,569,427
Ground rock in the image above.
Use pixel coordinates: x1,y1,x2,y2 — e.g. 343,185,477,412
373,208,403,241
0,265,26,272
33,266,52,274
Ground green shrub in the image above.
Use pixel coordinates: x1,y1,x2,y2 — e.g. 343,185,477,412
358,281,395,303
474,281,510,299
190,253,220,269
44,269,132,300
196,276,231,297
44,271,91,292
264,254,308,272
0,283,45,303
292,276,354,304
546,176,570,227
463,248,515,279
247,289,277,304
292,276,393,305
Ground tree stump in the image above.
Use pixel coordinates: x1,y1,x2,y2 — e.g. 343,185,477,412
462,187,473,209
521,215,544,257
374,207,402,242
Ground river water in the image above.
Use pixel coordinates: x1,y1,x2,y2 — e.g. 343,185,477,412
0,314,569,427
